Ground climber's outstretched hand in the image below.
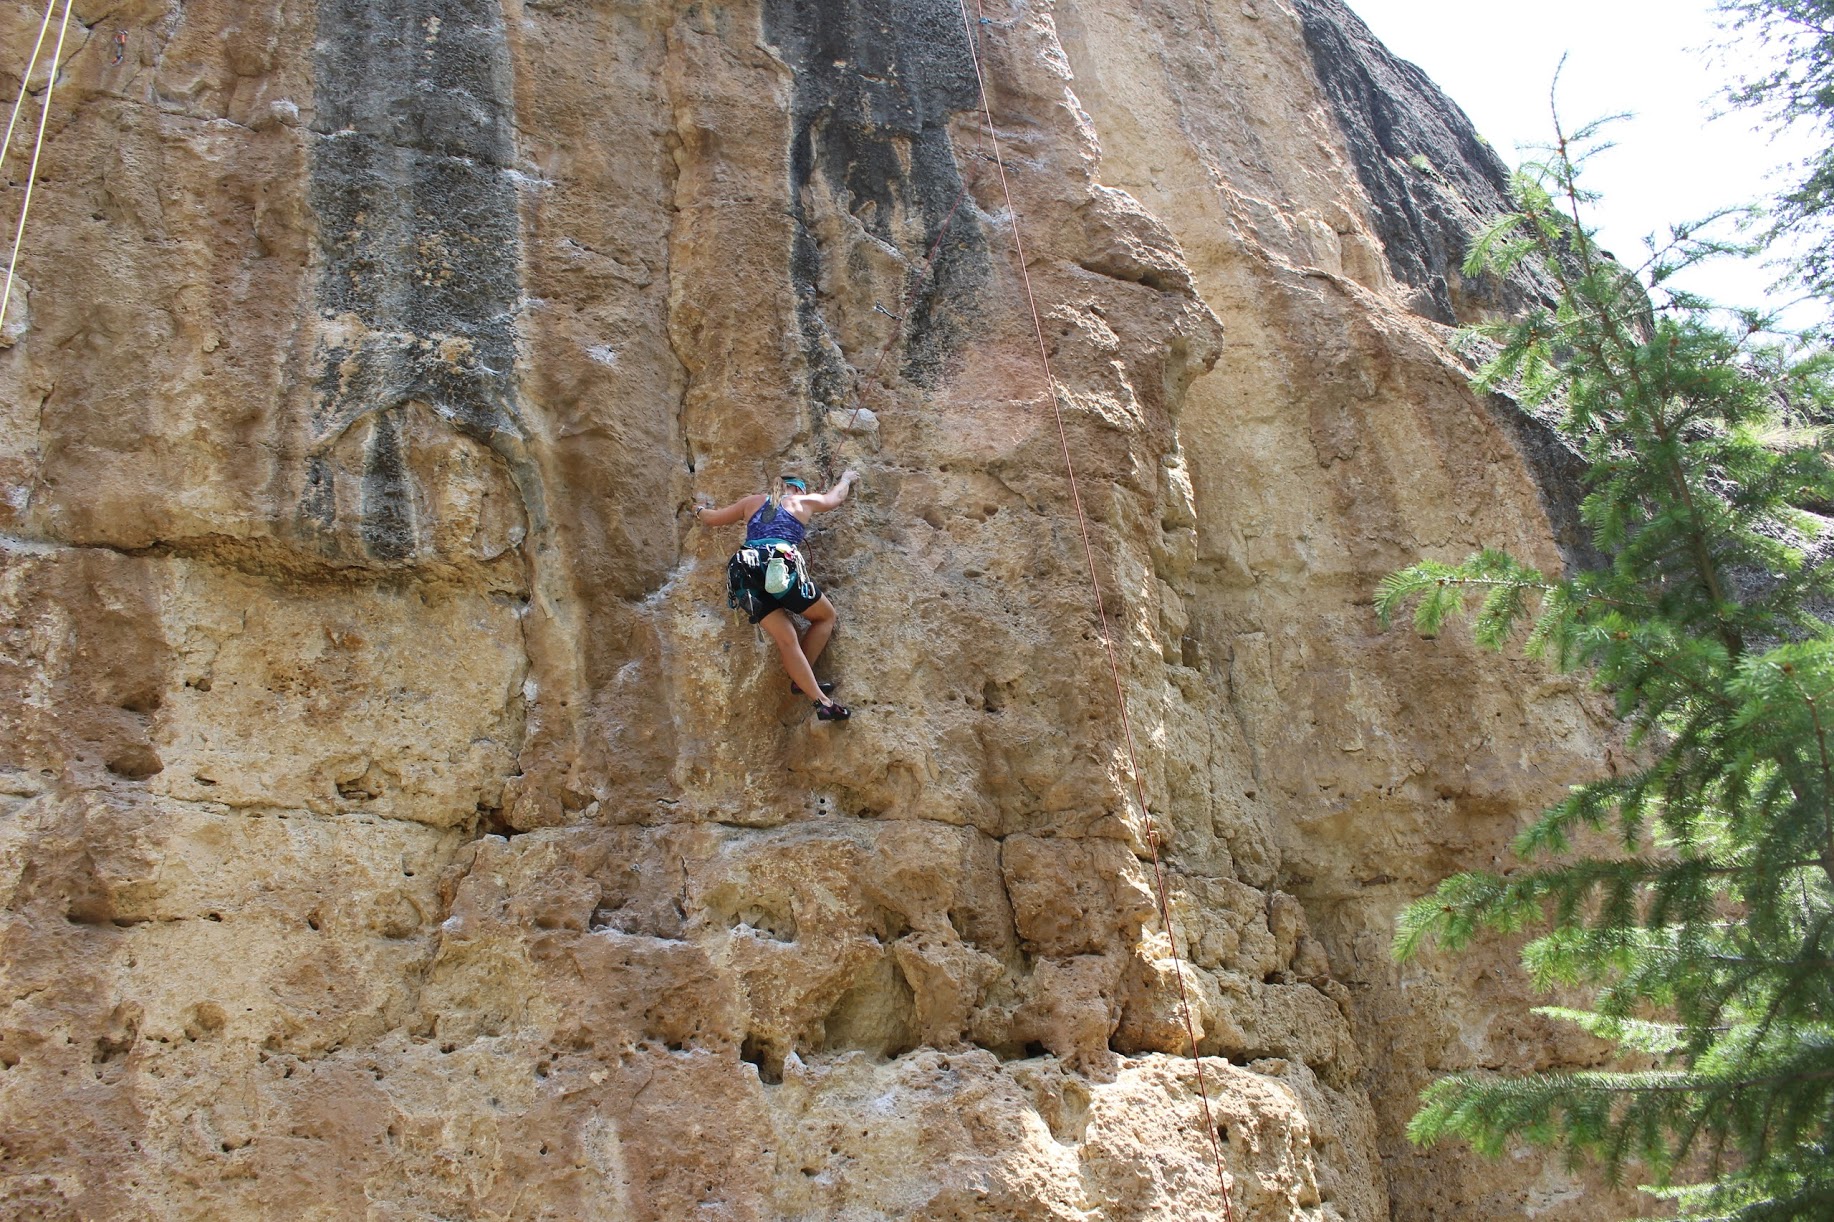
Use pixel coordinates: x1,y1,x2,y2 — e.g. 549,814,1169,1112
807,470,859,514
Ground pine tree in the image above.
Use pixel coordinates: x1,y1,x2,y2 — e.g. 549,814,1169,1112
1717,0,1834,311
1378,115,1834,1218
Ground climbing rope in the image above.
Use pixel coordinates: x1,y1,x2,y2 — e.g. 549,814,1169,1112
0,0,73,336
950,3,1236,1218
0,0,58,181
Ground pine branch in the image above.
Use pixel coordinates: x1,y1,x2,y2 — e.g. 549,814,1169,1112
1380,97,1834,1217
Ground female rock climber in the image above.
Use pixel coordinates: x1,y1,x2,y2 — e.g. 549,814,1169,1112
693,470,859,721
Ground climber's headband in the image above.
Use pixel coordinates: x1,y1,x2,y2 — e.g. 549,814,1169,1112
781,477,808,491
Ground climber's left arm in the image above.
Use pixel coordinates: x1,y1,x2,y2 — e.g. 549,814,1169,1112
693,493,767,528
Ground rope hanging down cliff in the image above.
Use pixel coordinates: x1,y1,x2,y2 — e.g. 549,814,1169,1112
950,3,1237,1218
0,0,74,335
0,0,58,176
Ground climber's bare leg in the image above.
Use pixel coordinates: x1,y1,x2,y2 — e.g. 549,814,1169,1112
760,609,833,706
801,596,838,668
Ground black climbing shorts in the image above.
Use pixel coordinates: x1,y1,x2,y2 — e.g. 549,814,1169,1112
727,548,822,624
747,578,822,624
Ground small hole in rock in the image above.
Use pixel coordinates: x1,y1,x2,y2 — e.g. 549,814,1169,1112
982,681,1006,714
476,803,516,838
740,1034,782,1085
105,747,163,781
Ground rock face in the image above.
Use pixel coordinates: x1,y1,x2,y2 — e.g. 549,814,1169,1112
0,1,1636,1219
1289,0,1560,326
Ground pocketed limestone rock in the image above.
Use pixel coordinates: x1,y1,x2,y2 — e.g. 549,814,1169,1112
1170,872,1285,976
0,0,1647,1216
1010,953,1128,1073
1115,931,1219,1057
893,922,1005,1049
1002,834,1159,958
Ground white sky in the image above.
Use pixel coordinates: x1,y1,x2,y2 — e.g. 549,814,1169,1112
1344,0,1822,325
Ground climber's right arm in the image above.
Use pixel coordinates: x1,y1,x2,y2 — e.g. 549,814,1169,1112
693,493,767,528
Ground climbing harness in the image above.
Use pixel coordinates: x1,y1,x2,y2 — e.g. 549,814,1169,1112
950,2,1236,1217
727,543,812,620
726,547,771,619
0,0,74,336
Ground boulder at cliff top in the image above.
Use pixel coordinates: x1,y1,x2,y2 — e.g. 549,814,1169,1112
0,1,1633,1218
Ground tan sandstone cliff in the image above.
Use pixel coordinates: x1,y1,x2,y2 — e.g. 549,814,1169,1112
0,0,1642,1218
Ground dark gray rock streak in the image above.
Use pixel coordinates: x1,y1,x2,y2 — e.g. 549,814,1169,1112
764,0,993,452
1292,0,1555,325
304,0,541,562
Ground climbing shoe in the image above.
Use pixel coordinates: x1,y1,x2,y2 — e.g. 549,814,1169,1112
814,702,852,722
791,680,837,697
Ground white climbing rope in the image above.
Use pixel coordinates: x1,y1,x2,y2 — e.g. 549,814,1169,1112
0,0,58,178
1,0,74,336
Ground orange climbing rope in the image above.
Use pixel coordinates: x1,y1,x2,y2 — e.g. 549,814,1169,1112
0,0,73,335
950,3,1236,1218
